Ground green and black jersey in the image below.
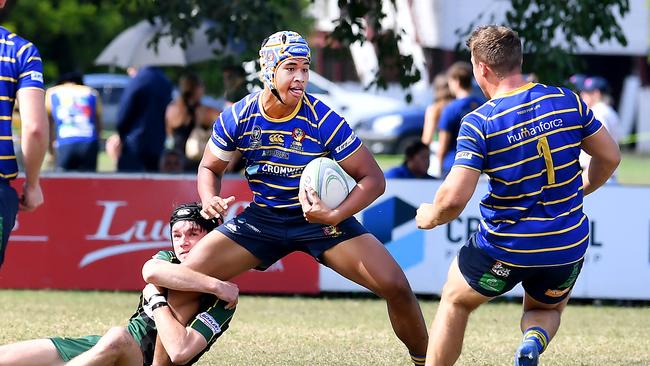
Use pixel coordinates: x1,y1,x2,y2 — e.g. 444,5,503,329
126,250,236,365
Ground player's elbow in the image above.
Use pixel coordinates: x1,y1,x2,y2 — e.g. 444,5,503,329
168,347,196,365
141,261,161,284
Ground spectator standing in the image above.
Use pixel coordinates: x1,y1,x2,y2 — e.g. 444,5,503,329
165,73,204,157
0,7,48,269
421,73,454,146
437,62,484,177
385,141,435,179
116,65,172,172
579,76,620,181
45,72,101,171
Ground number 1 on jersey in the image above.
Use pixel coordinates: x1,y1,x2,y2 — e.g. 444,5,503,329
537,136,555,184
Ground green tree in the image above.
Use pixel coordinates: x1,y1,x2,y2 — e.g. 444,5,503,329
456,0,630,84
0,0,140,83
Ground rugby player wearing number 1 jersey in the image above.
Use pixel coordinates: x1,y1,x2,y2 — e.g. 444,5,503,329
153,31,428,366
415,25,619,366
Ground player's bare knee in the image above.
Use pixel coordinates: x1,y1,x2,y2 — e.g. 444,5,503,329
99,327,134,355
376,272,414,302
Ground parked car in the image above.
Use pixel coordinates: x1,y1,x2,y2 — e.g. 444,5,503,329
355,106,427,155
83,73,131,130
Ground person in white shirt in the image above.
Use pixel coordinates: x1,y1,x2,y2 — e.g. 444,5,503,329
580,76,620,182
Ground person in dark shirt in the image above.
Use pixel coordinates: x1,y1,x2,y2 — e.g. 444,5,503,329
116,65,172,172
385,141,435,179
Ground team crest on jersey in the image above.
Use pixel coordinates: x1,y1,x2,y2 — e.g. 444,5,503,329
251,125,262,149
323,225,343,237
490,261,511,278
291,128,305,151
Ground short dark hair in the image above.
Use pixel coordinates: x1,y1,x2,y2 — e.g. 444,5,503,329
466,25,522,78
56,71,84,86
404,141,429,161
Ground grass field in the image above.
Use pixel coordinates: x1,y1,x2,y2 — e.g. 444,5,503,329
1,290,648,365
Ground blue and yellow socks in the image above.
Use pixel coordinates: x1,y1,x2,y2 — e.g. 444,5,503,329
410,353,426,366
522,326,549,354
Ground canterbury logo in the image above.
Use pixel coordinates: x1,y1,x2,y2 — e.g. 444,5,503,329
269,134,284,144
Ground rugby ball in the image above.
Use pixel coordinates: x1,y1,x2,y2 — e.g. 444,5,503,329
300,157,351,209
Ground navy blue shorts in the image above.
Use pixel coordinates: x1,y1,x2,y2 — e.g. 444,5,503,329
217,203,368,270
0,180,18,268
458,234,584,304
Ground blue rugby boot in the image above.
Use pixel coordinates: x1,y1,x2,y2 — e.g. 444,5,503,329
514,339,539,366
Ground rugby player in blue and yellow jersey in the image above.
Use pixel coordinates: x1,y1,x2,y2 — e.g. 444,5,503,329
0,0,48,270
155,31,429,366
416,25,620,366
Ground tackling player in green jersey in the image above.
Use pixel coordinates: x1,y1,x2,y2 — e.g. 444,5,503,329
0,203,238,366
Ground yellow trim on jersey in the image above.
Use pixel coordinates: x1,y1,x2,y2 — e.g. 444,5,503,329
0,115,11,120
238,145,327,156
272,202,302,208
258,93,303,122
230,105,240,124
318,109,334,128
26,56,41,63
0,96,14,102
303,96,319,120
497,254,585,268
491,158,577,186
573,92,582,116
480,202,528,211
295,115,318,129
324,118,346,146
16,42,32,56
0,39,14,45
486,93,565,122
236,94,258,120
461,121,485,139
489,170,581,200
457,136,476,143
491,82,535,99
0,136,12,140
491,219,517,224
0,155,17,159
583,125,603,140
488,125,582,156
485,101,496,107
336,142,363,162
455,164,482,173
538,188,582,206
0,76,16,83
486,108,577,139
480,214,586,237
468,110,488,120
237,113,262,125
520,203,583,222
492,233,589,254
584,114,595,128
0,172,18,179
485,143,581,173
219,114,234,142
0,57,16,63
256,160,307,169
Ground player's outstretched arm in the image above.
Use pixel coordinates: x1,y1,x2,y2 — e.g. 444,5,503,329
142,259,238,309
143,285,210,365
416,166,480,230
17,88,48,212
581,127,620,196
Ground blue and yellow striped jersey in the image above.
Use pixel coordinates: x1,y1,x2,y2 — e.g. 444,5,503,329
209,92,362,208
46,84,102,145
454,82,603,267
0,26,44,180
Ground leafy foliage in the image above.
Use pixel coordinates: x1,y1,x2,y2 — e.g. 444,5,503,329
458,0,630,84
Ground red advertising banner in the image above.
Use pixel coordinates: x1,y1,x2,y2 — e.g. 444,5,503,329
0,175,319,294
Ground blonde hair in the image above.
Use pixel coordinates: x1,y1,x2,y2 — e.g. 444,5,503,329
466,25,522,78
